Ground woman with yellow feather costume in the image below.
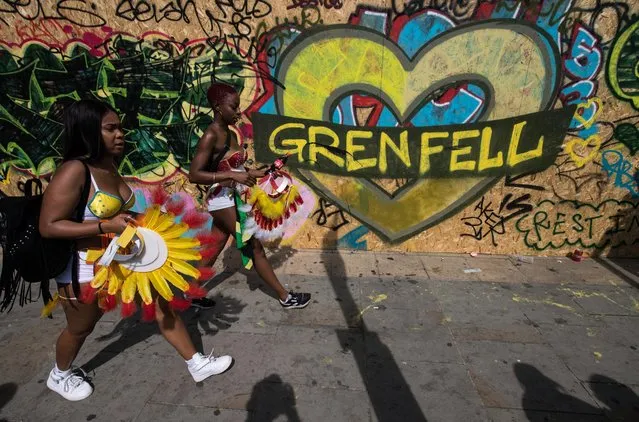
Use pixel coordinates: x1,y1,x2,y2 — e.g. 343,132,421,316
38,100,232,402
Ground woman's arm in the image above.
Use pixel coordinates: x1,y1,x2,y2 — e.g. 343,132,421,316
39,161,129,239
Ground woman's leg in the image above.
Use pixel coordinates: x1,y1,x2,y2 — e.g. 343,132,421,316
155,298,196,359
55,284,103,370
202,222,230,268
48,283,102,401
211,207,288,301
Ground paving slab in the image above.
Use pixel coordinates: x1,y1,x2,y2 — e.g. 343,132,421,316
281,251,332,277
456,341,601,413
365,325,461,364
360,277,441,311
261,326,367,391
428,281,531,325
486,407,607,421
510,257,578,284
245,381,372,422
360,306,433,333
599,315,639,345
134,404,247,422
428,280,544,344
468,256,529,284
536,320,639,386
555,284,639,316
554,259,630,286
375,252,429,279
366,360,488,422
420,255,481,281
510,283,608,326
331,250,380,279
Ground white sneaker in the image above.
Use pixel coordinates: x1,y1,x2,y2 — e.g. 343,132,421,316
46,367,93,401
187,350,233,382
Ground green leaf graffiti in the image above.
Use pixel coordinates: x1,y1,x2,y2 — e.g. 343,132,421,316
0,33,249,179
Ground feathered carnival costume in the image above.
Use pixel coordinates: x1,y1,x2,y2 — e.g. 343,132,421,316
233,156,305,270
42,188,222,321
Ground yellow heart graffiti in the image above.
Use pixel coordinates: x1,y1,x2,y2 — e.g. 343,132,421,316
565,134,603,168
275,22,559,242
572,97,602,129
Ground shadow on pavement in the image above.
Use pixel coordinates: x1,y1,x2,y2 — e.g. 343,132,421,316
589,374,639,421
245,374,300,422
202,245,297,301
0,383,17,422
515,362,601,419
81,293,245,373
323,229,427,421
515,363,639,420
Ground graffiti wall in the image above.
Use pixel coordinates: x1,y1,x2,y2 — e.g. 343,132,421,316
0,0,638,256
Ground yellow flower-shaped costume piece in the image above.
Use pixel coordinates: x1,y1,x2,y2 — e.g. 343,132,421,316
41,189,218,321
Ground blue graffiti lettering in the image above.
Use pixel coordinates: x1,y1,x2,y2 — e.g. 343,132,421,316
565,24,602,81
601,150,639,197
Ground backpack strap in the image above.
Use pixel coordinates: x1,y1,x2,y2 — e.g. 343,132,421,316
21,178,43,198
70,161,92,299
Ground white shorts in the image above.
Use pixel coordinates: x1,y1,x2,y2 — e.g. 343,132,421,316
206,185,236,211
55,251,94,285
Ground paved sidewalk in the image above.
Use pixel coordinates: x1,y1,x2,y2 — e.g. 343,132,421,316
0,248,638,421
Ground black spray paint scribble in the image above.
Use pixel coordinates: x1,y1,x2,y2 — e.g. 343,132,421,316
0,0,106,27
287,0,343,10
461,194,533,246
390,0,479,19
114,0,322,77
313,198,350,231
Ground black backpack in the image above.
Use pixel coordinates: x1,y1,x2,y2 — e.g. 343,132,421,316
0,161,91,312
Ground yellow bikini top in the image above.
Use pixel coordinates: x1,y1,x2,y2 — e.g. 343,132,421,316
87,172,135,219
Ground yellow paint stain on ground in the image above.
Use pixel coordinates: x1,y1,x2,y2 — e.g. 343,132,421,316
367,294,388,303
587,327,597,337
593,351,602,361
512,294,577,312
559,288,638,313
322,357,333,365
559,288,596,299
351,293,388,324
